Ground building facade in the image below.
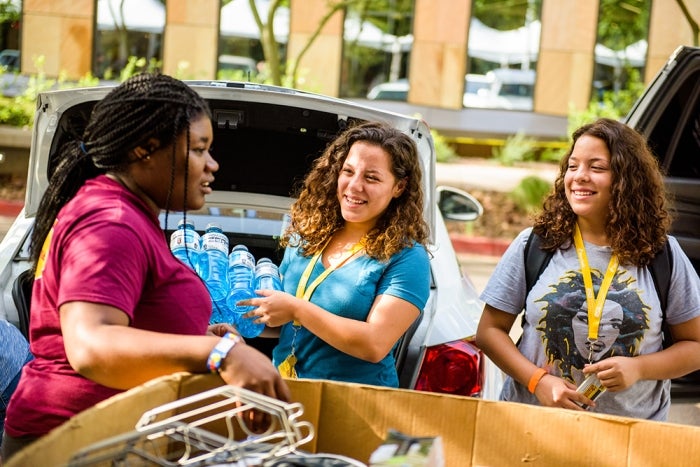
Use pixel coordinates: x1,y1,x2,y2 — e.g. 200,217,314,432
14,0,700,140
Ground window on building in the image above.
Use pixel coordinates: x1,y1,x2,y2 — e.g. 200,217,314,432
0,0,21,72
464,0,541,111
93,0,164,79
342,0,414,101
592,0,650,106
218,0,288,82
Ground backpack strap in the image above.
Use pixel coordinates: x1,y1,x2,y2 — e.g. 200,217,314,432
648,240,672,315
648,240,672,348
524,230,554,295
520,231,555,336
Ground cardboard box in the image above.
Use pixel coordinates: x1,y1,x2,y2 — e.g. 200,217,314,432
7,372,700,466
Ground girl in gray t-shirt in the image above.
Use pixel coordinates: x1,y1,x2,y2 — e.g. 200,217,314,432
476,119,700,421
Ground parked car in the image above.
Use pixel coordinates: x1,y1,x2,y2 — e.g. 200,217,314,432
217,55,257,78
464,73,491,97
0,80,503,400
463,68,534,110
366,78,409,101
623,44,700,385
0,49,19,71
367,74,492,105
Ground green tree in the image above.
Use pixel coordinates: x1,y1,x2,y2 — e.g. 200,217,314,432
597,0,650,51
0,0,19,23
472,0,542,30
246,0,413,88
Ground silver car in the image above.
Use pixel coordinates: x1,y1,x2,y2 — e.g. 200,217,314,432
0,81,502,399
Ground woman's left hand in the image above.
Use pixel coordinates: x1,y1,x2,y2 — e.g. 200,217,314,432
206,323,240,338
583,357,641,392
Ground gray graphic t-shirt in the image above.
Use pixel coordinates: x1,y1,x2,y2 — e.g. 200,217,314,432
480,228,700,420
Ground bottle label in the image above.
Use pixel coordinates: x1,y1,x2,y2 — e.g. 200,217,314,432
203,232,229,254
256,262,278,276
170,230,200,251
230,251,255,269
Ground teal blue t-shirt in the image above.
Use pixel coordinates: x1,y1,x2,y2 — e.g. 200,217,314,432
272,242,430,387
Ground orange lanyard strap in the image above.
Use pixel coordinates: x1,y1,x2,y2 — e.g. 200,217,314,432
573,224,618,342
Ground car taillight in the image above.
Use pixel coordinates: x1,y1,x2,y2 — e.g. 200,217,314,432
414,337,483,397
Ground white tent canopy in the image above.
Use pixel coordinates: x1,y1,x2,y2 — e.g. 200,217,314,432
220,1,411,53
595,40,647,68
96,0,165,34
467,18,541,66
343,14,413,52
220,0,290,42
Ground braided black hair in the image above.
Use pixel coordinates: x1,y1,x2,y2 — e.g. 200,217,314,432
29,73,211,268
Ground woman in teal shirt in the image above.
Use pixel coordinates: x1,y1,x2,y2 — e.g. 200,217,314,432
241,121,431,387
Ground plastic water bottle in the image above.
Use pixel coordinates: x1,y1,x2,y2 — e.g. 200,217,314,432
201,224,230,323
255,258,283,292
226,245,256,333
170,219,201,272
236,258,282,338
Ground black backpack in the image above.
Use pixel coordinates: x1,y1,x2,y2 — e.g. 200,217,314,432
523,231,674,348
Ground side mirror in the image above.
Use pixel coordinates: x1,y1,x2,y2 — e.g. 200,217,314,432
436,186,483,222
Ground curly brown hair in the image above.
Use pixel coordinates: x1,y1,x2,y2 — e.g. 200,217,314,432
280,121,429,261
533,118,672,267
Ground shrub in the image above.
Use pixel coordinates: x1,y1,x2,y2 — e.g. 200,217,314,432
509,175,552,214
432,129,458,163
492,131,538,166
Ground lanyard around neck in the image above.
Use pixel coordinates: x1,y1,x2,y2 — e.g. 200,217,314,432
573,224,618,342
295,240,364,301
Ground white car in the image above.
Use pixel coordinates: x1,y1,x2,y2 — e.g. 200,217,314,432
463,68,534,110
366,78,409,101
0,81,502,399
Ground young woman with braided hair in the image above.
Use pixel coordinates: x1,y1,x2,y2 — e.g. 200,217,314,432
1,73,290,461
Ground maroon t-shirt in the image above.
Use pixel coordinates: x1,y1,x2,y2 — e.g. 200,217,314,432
5,175,212,437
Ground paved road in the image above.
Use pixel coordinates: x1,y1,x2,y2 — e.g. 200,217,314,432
458,252,700,427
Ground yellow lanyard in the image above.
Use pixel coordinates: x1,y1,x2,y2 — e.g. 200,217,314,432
573,224,618,343
295,240,364,300
278,238,365,379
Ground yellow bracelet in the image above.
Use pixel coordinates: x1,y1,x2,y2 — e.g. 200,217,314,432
527,368,547,394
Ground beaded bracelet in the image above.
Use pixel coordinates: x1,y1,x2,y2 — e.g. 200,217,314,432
207,332,241,373
527,368,548,394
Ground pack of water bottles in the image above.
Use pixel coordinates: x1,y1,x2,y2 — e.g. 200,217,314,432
169,219,283,338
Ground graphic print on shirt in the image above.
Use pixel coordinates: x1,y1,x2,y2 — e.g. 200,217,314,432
533,268,650,382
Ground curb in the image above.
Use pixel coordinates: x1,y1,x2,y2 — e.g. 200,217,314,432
0,200,23,217
449,234,511,257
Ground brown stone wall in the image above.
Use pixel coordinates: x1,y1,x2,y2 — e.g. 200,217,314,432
163,0,219,79
287,0,343,96
21,0,94,78
646,0,700,81
409,0,470,109
536,0,599,116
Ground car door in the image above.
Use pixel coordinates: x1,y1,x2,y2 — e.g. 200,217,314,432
624,45,700,274
625,46,700,385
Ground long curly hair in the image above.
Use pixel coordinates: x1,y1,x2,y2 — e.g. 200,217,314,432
29,73,210,268
281,121,429,261
533,118,671,266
